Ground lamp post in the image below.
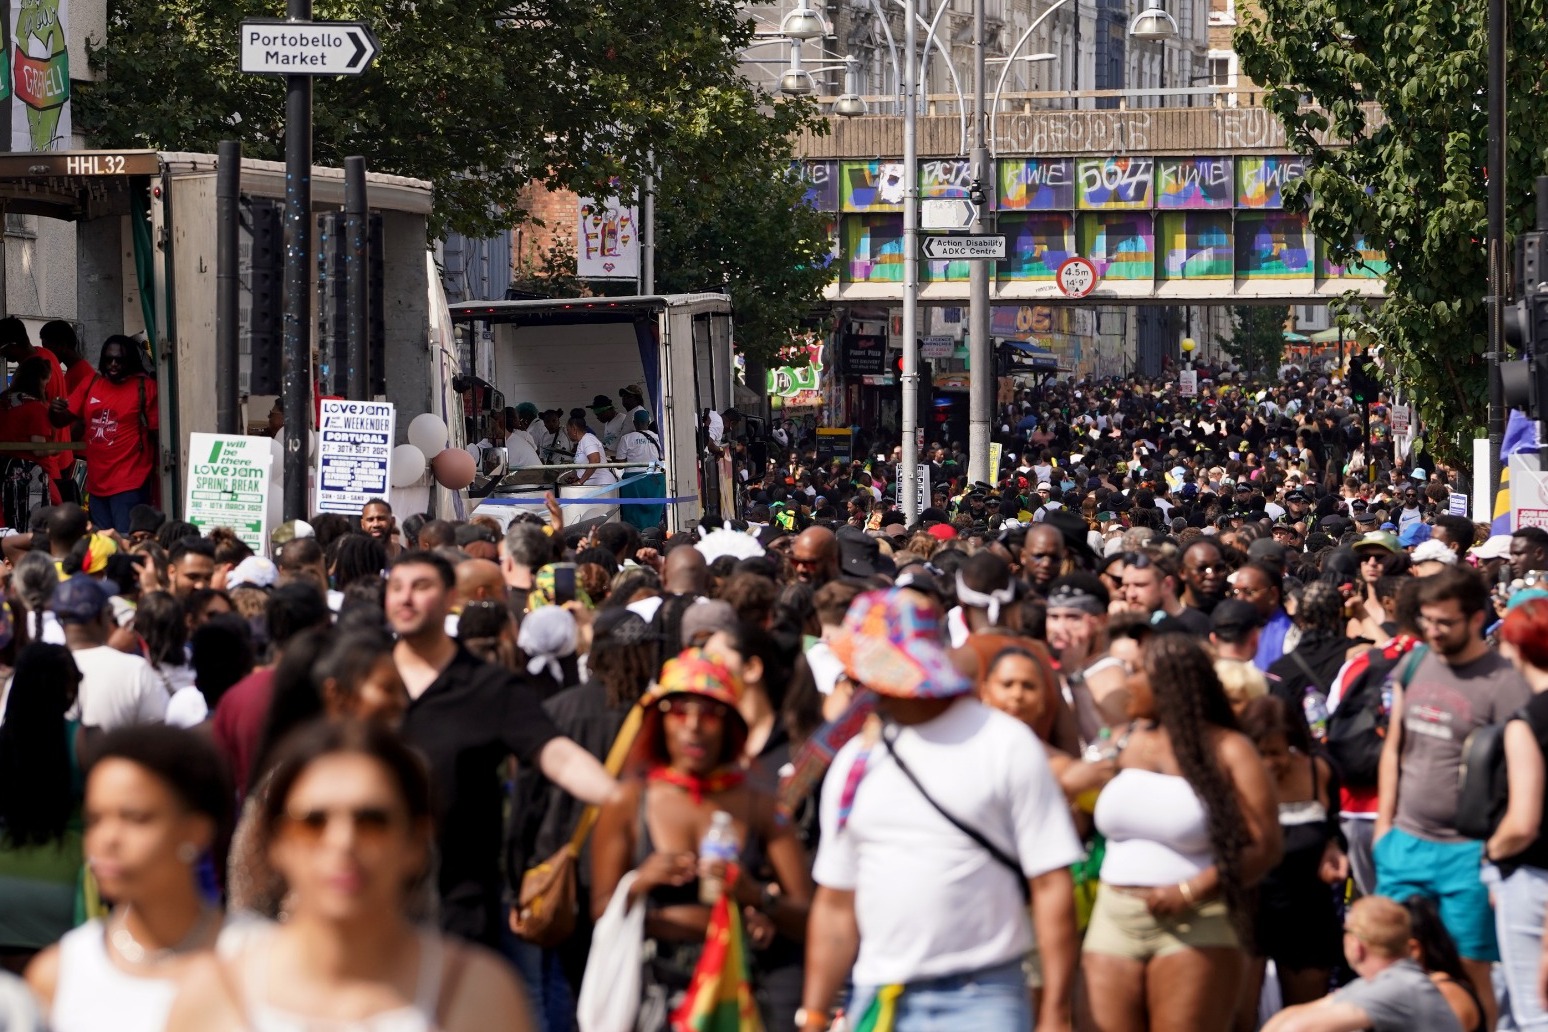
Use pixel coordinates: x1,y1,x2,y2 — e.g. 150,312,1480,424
1181,336,1196,368
900,0,921,522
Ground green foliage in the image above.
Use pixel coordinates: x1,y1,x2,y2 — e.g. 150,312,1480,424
1218,304,1287,378
78,0,824,244
1235,0,1548,457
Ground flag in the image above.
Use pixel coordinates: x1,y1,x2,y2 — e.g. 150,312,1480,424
850,985,904,1032
1494,410,1540,533
670,864,762,1032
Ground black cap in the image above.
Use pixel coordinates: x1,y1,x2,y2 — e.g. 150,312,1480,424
1211,598,1264,634
590,394,614,411
836,525,894,580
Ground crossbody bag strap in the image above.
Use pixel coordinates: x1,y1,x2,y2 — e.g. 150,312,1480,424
880,727,1030,903
1288,650,1326,694
566,701,646,852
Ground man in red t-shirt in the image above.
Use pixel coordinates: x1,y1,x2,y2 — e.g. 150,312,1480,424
49,335,158,534
39,320,91,502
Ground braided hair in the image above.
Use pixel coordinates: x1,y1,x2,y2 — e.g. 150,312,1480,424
1143,633,1255,947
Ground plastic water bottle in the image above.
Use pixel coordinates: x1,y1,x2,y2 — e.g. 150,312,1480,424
1303,688,1330,743
699,811,739,905
1082,727,1116,764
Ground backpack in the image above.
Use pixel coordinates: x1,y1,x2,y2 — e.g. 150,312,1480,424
1325,644,1426,788
1456,707,1528,841
0,456,50,530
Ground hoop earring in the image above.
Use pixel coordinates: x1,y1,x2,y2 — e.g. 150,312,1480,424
176,842,199,865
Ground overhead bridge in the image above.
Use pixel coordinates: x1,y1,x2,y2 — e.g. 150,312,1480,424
792,96,1389,306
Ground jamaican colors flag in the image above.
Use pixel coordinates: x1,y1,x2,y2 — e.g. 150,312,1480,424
669,865,762,1032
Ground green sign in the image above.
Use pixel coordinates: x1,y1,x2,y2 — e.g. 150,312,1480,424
185,432,272,553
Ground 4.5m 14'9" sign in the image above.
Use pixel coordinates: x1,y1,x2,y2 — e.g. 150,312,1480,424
239,20,380,76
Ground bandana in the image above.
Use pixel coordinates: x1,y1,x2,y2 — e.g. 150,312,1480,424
954,572,1016,626
648,766,746,805
1045,582,1107,616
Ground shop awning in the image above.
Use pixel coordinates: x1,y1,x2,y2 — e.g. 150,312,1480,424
1003,339,1059,368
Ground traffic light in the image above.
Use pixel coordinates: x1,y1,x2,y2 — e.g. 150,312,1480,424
1347,356,1382,405
1502,230,1548,418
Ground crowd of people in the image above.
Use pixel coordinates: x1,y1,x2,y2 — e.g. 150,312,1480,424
0,368,1546,1032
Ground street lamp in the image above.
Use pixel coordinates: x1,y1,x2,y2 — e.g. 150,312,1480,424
1181,336,1196,367
781,4,826,41
1129,0,1179,42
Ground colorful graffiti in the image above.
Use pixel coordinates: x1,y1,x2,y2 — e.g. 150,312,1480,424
997,158,1076,210
1077,213,1154,279
796,161,838,211
1236,156,1307,209
1155,158,1233,209
840,161,906,212
1000,213,1074,280
841,213,904,281
1320,235,1392,279
767,339,826,407
1076,157,1153,209
919,159,973,198
1238,212,1313,278
1157,212,1233,279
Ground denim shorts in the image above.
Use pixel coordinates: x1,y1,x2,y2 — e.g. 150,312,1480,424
1374,827,1497,961
847,958,1031,1032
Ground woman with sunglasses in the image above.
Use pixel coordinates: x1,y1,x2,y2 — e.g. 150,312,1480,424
591,649,812,1030
1081,632,1281,1032
26,724,230,1032
168,720,534,1031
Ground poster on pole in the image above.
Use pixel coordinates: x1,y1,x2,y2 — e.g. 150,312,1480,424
1511,455,1548,530
895,463,930,518
577,195,639,279
8,0,71,152
1448,493,1469,518
1390,404,1411,435
185,433,272,553
988,442,1003,485
315,399,396,515
1178,369,1198,397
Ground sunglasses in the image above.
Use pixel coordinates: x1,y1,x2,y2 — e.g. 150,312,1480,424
282,806,399,843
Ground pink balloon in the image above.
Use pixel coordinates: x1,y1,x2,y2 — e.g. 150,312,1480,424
431,447,477,490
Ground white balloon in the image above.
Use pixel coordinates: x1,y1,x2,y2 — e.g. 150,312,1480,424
466,443,483,466
269,435,284,481
390,444,427,488
308,429,319,463
407,413,449,456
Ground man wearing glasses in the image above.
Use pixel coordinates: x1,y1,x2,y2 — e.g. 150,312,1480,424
789,526,839,589
1374,567,1529,1029
1230,562,1293,671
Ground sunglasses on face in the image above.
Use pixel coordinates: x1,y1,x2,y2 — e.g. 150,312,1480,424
281,806,399,844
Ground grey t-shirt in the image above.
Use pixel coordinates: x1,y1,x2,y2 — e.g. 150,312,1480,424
1332,959,1462,1031
1396,649,1530,843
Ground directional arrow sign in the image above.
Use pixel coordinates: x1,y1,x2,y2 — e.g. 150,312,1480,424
921,235,1007,261
240,20,380,76
920,198,978,231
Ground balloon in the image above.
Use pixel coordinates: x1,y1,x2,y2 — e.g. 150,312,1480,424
308,428,319,463
390,444,427,488
431,447,477,490
407,413,449,456
269,436,284,481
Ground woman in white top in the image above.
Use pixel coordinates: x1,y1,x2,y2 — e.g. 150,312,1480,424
1081,631,1281,1032
563,414,617,487
167,720,534,1032
26,724,232,1032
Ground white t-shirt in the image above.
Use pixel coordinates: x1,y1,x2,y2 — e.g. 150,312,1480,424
506,428,541,468
574,432,617,485
814,698,1082,985
599,412,629,453
68,645,166,731
616,429,663,464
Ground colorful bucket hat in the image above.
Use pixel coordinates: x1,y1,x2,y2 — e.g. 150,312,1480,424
82,533,118,576
639,648,749,766
828,589,971,699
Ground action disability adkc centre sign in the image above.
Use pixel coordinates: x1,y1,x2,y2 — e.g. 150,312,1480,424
239,19,380,76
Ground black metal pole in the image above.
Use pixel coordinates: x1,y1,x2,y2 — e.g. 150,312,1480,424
344,155,368,401
216,140,241,436
1487,0,1507,502
281,0,313,521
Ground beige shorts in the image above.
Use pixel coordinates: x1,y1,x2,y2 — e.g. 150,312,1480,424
1081,884,1239,961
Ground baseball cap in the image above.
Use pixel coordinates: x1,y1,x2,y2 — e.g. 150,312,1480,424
590,394,615,411
51,574,115,624
1247,539,1287,565
1353,530,1401,555
1211,598,1264,635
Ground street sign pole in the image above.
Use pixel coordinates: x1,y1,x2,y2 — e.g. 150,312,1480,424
967,0,992,489
900,0,920,523
281,0,313,521
344,155,369,400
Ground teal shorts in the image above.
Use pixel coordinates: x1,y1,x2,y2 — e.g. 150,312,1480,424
1374,826,1497,961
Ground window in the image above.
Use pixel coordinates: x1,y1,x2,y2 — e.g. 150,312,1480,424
1208,0,1235,26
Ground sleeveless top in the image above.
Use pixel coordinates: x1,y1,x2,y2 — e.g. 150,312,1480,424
1095,768,1214,885
240,924,447,1032
50,920,183,1032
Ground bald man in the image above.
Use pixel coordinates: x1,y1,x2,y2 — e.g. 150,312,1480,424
455,558,506,608
791,526,839,587
1020,524,1067,596
662,543,709,596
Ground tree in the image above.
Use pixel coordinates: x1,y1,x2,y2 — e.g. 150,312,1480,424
1218,305,1287,379
77,0,826,243
1234,0,1548,456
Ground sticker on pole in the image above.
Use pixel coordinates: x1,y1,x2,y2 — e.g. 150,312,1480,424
1056,256,1098,298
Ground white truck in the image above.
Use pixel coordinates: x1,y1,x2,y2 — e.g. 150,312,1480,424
447,294,736,533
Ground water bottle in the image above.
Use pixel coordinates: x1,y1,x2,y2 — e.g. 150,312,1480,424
1082,727,1116,764
1303,687,1330,743
699,811,739,905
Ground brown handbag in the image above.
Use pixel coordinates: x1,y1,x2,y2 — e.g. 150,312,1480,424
513,703,643,947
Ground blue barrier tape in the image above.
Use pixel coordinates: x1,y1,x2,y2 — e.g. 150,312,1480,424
475,495,698,506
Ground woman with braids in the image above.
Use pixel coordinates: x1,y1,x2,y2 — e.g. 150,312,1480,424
1081,631,1281,1032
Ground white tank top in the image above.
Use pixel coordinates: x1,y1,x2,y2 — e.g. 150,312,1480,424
1095,768,1215,886
49,920,181,1032
242,925,446,1032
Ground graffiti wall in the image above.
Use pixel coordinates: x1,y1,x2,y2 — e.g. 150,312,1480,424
817,154,1383,287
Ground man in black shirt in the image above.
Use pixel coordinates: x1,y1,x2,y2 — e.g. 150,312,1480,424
390,550,619,945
